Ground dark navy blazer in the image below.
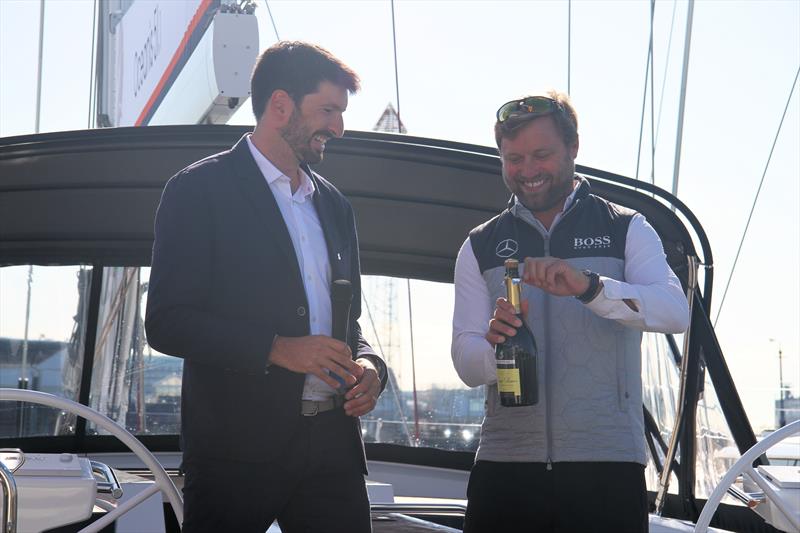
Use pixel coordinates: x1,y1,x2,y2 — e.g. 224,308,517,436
145,135,385,469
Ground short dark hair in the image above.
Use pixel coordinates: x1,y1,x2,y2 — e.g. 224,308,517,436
250,41,360,120
494,90,578,149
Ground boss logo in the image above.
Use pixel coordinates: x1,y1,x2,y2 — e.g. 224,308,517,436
574,236,612,249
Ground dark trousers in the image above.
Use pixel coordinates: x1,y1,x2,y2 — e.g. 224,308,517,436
464,461,648,533
181,408,371,533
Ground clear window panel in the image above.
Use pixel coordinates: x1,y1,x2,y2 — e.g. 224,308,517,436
0,265,91,437
360,276,483,451
695,370,737,500
88,267,182,436
641,331,738,501
642,331,682,493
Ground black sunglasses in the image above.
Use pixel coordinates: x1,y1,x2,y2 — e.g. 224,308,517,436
496,96,561,123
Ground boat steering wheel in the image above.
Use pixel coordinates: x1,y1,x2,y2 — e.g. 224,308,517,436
694,419,800,532
0,388,183,532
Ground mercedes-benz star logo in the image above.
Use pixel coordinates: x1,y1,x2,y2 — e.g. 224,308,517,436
495,239,518,258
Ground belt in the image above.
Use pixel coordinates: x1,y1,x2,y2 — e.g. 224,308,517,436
300,396,344,416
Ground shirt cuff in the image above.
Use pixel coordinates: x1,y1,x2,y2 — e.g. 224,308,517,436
356,353,386,383
584,277,642,321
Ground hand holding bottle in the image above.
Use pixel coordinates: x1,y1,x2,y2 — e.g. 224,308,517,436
493,259,538,407
486,297,530,347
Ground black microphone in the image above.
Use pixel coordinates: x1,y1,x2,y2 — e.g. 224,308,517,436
331,279,352,343
330,279,353,392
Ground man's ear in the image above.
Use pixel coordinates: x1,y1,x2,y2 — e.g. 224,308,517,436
267,89,294,125
570,134,580,160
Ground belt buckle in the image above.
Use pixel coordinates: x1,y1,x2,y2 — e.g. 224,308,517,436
302,401,319,417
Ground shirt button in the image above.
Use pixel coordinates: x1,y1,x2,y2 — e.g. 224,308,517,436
297,306,306,317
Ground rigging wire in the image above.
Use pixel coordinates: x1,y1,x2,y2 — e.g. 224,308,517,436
23,0,47,432
567,0,571,95
34,0,46,134
87,0,98,128
634,1,655,182
670,0,694,203
264,0,280,40
388,0,418,443
361,290,415,447
406,280,420,444
654,0,678,147
649,0,655,184
714,65,800,328
390,0,402,124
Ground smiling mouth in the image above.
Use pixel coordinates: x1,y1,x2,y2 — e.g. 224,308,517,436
312,133,330,151
519,177,547,193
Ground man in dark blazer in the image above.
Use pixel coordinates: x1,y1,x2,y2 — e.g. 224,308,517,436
145,41,387,533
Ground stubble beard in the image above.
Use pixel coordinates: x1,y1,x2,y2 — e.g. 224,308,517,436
280,111,322,165
525,174,573,213
507,159,576,214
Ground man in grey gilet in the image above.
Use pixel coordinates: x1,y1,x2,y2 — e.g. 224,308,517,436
451,92,690,533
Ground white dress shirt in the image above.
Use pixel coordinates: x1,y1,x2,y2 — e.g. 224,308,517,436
451,185,690,388
247,136,337,400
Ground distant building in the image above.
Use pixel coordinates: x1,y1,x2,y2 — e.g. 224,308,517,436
373,103,407,134
776,392,800,428
0,337,73,436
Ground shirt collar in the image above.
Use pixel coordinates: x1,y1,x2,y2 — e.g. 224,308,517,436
246,135,316,200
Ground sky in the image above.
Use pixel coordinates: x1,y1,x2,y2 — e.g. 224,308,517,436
0,0,798,433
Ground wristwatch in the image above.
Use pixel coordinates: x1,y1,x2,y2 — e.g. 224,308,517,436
576,270,602,303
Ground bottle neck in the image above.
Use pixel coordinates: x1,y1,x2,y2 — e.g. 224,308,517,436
505,276,522,315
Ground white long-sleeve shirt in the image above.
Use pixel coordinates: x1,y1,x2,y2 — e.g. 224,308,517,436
247,136,337,401
451,206,690,388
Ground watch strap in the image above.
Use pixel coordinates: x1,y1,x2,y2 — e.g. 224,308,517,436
576,270,602,303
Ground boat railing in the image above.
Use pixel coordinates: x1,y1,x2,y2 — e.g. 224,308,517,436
0,459,17,533
370,502,467,516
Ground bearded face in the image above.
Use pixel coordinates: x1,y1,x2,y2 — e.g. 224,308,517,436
500,116,578,215
279,81,348,165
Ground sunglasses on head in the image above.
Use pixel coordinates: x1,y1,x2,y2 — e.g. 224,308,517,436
496,96,561,124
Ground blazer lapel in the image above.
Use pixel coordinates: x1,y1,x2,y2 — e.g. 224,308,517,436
229,135,302,281
308,168,347,281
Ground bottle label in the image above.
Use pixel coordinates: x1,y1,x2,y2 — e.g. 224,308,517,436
497,368,521,396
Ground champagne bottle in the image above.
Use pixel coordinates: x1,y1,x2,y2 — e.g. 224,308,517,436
495,259,538,407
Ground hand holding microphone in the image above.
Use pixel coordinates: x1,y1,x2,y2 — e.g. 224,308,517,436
330,279,354,392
